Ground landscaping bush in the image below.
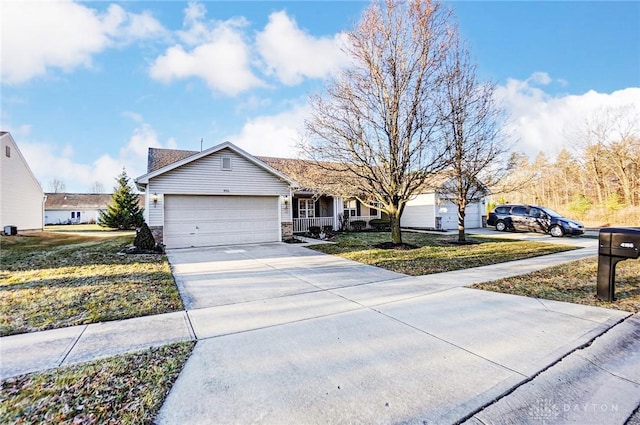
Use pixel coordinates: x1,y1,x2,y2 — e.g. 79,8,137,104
350,220,367,231
369,219,391,231
338,214,350,231
134,223,156,250
309,226,322,236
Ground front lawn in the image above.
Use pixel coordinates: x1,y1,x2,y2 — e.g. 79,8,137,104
472,257,640,313
0,232,183,336
0,341,194,424
44,224,116,232
311,231,578,275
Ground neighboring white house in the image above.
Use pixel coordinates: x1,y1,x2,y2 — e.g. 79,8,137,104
44,193,144,225
401,193,487,230
401,177,489,230
0,132,45,232
135,142,295,249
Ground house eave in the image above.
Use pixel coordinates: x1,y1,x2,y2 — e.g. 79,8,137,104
135,141,295,187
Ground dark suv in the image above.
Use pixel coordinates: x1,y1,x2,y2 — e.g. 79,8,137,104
487,204,584,237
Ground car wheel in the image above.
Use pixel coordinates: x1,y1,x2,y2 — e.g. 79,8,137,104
495,220,507,232
549,225,564,237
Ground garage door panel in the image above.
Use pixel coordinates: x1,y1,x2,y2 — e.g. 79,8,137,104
164,195,280,248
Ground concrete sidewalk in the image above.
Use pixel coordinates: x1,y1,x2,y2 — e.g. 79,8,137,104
2,242,638,424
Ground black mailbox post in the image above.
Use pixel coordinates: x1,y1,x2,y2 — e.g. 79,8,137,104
597,227,640,301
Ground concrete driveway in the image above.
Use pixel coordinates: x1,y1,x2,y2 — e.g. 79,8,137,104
157,242,635,424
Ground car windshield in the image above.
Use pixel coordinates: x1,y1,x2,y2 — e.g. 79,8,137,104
540,207,562,218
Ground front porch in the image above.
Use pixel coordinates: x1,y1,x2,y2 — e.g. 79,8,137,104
293,215,383,233
292,194,383,233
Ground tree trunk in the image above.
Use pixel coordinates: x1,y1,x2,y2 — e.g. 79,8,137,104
457,205,466,243
390,211,403,244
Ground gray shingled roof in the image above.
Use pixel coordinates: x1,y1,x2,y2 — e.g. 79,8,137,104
147,148,198,173
45,193,144,209
145,148,306,176
145,148,456,193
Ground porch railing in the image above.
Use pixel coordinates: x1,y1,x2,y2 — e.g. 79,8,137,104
293,215,382,233
293,217,335,233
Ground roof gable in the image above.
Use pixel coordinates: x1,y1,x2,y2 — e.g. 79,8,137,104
136,142,294,186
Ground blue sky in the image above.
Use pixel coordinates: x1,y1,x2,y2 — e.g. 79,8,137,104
1,0,639,193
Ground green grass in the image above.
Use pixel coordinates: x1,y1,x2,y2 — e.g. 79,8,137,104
0,232,183,336
472,257,640,313
0,341,195,424
44,224,117,232
312,231,578,275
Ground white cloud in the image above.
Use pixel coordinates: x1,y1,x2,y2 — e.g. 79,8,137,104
150,5,352,95
228,104,311,157
256,11,351,85
495,73,640,159
1,1,166,84
17,121,176,192
149,5,263,96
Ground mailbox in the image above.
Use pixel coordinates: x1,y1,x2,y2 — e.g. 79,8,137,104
597,227,640,301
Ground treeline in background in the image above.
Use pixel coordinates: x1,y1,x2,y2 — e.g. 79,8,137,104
494,106,640,228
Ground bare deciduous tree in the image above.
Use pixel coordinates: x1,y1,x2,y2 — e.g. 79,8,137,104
48,178,66,193
435,33,510,242
300,0,455,244
89,181,105,193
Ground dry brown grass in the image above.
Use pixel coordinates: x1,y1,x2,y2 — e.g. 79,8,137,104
472,256,640,313
1,233,183,336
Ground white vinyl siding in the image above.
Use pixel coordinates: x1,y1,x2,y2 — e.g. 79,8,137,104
145,149,290,227
150,149,289,196
45,209,103,225
146,192,164,227
164,195,280,248
0,133,44,231
402,192,484,230
401,194,437,228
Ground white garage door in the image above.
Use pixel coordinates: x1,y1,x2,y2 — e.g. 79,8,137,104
464,202,481,229
164,195,280,248
439,201,482,230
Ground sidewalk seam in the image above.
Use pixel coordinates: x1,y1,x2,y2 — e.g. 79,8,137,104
184,311,198,340
578,353,640,386
58,324,89,367
453,314,631,425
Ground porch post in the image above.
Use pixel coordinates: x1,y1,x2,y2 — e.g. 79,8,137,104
334,197,344,230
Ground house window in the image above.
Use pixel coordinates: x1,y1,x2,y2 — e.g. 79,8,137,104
5,146,10,157
221,156,232,171
344,199,357,217
298,199,315,218
370,201,382,217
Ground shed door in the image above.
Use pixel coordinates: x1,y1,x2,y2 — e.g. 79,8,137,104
164,195,279,248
